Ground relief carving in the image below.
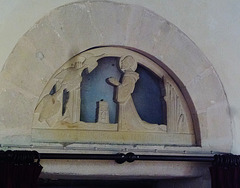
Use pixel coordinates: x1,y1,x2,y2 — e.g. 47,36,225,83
107,55,166,132
97,100,110,124
32,47,195,145
34,53,100,127
165,81,193,134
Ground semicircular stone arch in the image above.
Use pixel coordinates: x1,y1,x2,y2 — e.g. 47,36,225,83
0,1,232,152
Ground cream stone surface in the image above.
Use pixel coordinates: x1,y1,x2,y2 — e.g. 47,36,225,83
186,67,226,112
32,47,195,146
46,2,103,56
126,13,212,86
0,0,239,152
25,18,72,71
205,101,232,149
3,36,54,97
97,100,110,124
0,1,231,151
0,0,238,186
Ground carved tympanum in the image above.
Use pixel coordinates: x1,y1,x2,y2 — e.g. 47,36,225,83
32,47,196,145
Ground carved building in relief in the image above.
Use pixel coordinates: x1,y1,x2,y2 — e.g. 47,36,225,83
32,47,197,146
97,100,110,124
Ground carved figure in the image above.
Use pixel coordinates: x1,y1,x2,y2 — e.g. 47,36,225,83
32,47,195,146
35,54,99,126
107,56,166,132
34,92,61,126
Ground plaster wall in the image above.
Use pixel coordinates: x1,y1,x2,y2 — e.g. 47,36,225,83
0,0,230,149
0,0,239,153
0,1,238,187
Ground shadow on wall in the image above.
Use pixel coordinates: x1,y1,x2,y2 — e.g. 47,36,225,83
38,177,209,188
39,179,158,188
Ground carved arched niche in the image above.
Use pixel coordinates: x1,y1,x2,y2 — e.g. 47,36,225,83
32,47,197,146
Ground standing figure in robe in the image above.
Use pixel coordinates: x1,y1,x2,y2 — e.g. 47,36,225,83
107,55,166,132
34,54,99,127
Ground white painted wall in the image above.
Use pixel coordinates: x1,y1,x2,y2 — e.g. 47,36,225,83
0,0,239,154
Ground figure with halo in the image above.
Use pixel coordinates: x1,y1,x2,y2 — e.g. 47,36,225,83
107,55,166,132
